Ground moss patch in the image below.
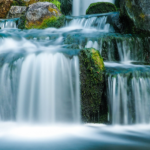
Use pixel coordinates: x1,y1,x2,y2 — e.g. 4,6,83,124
120,0,150,35
26,15,65,29
25,0,61,10
18,15,26,29
12,0,26,6
86,2,117,15
79,48,106,123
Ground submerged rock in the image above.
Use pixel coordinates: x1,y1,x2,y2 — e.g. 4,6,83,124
7,6,27,19
79,48,107,123
120,0,150,33
26,2,62,28
86,2,117,15
0,0,13,18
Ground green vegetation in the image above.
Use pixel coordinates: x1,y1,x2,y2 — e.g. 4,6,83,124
12,0,26,6
39,0,61,10
79,48,106,123
18,15,26,30
58,0,72,15
26,15,65,29
86,2,117,15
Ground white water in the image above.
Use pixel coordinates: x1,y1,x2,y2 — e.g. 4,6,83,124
67,15,112,32
0,19,18,29
17,53,80,123
73,0,115,16
0,40,81,123
107,73,150,125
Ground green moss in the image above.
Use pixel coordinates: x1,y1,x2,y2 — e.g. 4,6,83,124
120,0,150,35
39,0,61,10
26,15,65,29
86,2,117,15
18,15,26,29
79,48,106,123
58,0,72,15
12,0,26,6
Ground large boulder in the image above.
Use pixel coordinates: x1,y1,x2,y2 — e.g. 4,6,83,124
86,2,117,15
79,48,107,123
0,0,13,18
26,2,62,28
120,0,150,33
6,6,27,19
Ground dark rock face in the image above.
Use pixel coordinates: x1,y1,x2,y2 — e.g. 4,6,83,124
120,0,150,32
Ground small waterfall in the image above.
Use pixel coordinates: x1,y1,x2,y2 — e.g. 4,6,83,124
73,0,115,16
0,52,81,123
107,68,150,125
0,18,18,29
78,35,145,62
66,14,114,32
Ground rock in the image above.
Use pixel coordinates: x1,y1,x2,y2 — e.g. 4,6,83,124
6,6,27,19
26,2,61,28
79,48,106,123
59,0,72,15
120,0,150,33
107,12,122,33
0,0,13,18
86,2,117,15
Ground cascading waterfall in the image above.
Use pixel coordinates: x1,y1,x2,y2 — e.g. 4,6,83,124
107,71,150,125
66,15,112,32
17,53,80,123
0,1,149,126
0,18,18,29
66,12,116,32
0,49,80,123
73,0,115,16
75,34,145,62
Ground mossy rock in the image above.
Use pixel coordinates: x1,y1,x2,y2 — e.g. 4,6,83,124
120,0,150,34
58,0,72,15
86,2,117,15
79,48,107,123
18,15,26,29
26,15,65,29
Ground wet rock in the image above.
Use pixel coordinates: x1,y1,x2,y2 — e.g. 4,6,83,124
26,2,62,28
79,48,106,123
0,0,13,18
6,6,27,19
120,0,150,33
86,2,117,15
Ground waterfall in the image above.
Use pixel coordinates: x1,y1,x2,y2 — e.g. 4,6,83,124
0,18,18,29
66,13,115,32
107,72,150,125
0,52,81,123
73,0,115,16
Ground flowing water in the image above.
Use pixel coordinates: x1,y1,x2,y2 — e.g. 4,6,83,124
0,18,18,29
0,0,150,149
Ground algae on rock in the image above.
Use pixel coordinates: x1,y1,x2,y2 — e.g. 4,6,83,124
120,0,150,34
79,48,107,123
86,2,117,15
